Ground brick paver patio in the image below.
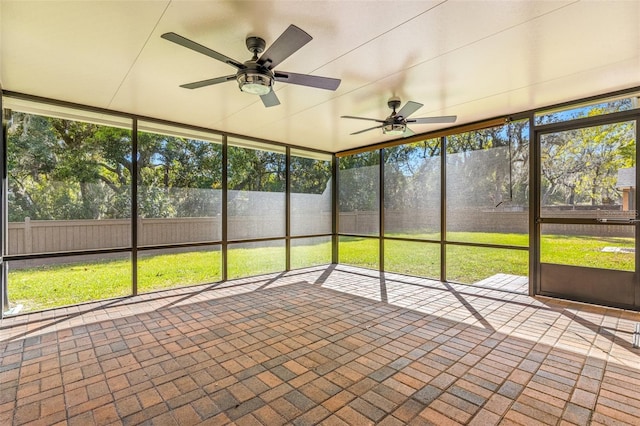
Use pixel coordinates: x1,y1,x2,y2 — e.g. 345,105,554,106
1,265,639,425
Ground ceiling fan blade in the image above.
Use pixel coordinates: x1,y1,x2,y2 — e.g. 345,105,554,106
161,32,245,70
260,90,280,107
396,101,424,119
180,75,236,89
258,25,312,70
351,125,384,135
408,115,458,124
274,72,340,91
341,115,385,123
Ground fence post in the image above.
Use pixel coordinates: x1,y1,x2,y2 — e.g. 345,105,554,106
354,210,358,234
24,217,32,254
137,216,143,246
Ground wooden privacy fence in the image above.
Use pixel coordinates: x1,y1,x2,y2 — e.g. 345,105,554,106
8,213,332,255
7,210,634,255
9,217,132,255
339,209,636,237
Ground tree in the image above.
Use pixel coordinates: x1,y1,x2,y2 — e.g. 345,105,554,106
446,120,529,209
290,156,331,194
383,139,441,212
540,105,635,208
8,112,337,222
7,113,230,221
7,113,57,221
7,113,133,221
137,132,222,218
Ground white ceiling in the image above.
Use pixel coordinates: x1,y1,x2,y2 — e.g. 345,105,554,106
1,1,639,153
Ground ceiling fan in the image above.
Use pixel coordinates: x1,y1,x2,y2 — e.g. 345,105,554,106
161,25,341,107
342,97,457,136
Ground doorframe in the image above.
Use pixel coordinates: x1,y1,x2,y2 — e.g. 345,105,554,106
532,108,640,310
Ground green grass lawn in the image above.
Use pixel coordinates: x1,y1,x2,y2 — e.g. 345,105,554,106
341,234,529,283
388,231,530,247
138,250,222,292
540,234,634,271
7,243,334,313
8,257,133,313
6,232,635,313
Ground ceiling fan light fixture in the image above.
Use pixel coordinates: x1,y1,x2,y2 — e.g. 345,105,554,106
383,123,405,136
238,72,273,95
163,26,340,107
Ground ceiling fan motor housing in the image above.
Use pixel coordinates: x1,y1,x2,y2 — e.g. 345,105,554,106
387,97,402,111
245,36,266,55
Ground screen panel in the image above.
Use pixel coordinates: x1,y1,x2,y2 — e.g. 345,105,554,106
228,141,286,240
6,110,132,254
137,246,222,294
384,139,440,240
446,120,529,246
338,152,380,236
137,122,222,245
227,240,286,279
290,150,332,236
6,253,131,314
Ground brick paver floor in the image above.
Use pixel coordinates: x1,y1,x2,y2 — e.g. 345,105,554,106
1,265,639,425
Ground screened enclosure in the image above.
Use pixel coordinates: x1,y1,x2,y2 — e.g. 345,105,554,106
2,88,640,315
337,119,530,284
1,96,334,314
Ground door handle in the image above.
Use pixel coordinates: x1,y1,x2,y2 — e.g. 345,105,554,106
596,218,640,223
